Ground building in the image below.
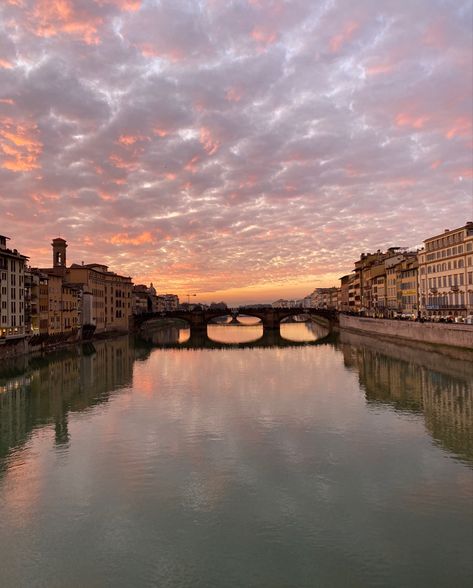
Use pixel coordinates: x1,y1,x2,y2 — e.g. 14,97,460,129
272,299,302,308
354,250,389,313
348,247,420,316
41,238,133,334
309,287,340,309
133,284,152,315
418,222,473,319
0,235,28,341
397,255,419,316
66,263,132,333
28,269,49,335
156,294,179,312
339,274,356,312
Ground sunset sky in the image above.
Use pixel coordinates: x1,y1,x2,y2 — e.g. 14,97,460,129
0,0,472,304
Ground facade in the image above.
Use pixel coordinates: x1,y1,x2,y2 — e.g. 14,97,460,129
156,294,179,311
0,235,28,341
133,284,152,315
132,283,159,314
398,256,419,316
310,287,340,309
41,238,133,334
29,270,50,334
354,250,389,312
418,222,473,319
339,274,354,312
66,264,132,333
385,253,406,312
346,248,419,317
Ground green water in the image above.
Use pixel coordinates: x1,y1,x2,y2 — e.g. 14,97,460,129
0,323,472,587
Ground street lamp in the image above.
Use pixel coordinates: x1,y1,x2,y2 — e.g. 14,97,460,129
186,293,196,305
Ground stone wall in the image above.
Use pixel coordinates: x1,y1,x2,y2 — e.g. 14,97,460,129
0,338,29,360
339,315,473,350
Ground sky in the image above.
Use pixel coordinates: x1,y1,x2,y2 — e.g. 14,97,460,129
0,0,472,304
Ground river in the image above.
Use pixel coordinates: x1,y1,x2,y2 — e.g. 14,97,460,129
0,320,472,587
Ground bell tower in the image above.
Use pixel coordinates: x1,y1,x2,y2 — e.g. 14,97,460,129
52,237,67,269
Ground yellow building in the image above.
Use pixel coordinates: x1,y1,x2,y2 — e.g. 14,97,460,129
398,256,419,316
41,238,133,335
48,238,133,333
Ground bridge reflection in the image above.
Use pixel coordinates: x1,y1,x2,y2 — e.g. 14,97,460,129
138,322,334,349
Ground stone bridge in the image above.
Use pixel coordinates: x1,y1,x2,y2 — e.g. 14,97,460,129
134,307,338,332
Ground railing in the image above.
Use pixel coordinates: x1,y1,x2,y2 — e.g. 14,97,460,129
426,304,466,310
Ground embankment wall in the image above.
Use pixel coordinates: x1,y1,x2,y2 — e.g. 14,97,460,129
339,315,473,350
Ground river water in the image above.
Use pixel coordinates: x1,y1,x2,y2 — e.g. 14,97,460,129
0,321,472,588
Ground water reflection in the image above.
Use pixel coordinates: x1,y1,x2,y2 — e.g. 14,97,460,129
142,320,331,347
340,330,473,463
0,336,137,470
280,321,326,342
208,324,263,344
0,328,472,587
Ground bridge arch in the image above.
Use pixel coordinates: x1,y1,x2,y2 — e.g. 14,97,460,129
134,307,337,333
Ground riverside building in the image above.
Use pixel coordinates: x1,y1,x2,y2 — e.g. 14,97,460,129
42,238,133,334
0,235,28,341
418,222,473,319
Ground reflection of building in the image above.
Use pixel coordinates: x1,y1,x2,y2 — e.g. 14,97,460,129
0,336,136,458
340,330,473,462
0,235,28,341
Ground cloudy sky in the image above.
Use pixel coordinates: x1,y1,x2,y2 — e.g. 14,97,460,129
0,0,472,303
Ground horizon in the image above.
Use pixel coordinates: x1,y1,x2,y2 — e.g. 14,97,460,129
1,0,472,305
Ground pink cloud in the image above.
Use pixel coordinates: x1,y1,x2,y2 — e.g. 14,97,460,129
329,21,359,53
200,127,220,155
251,26,278,47
110,231,154,245
395,112,430,129
29,0,104,45
445,117,471,140
0,117,42,172
225,87,243,103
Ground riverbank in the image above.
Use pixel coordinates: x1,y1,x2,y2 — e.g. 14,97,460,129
339,314,473,351
0,328,129,360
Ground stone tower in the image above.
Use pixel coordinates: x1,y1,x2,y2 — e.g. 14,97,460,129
52,237,67,269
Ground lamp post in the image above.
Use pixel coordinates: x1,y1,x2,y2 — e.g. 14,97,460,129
187,293,196,306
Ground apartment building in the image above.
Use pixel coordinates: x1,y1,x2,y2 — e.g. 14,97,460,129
398,256,419,316
42,238,133,334
418,222,473,319
339,274,355,312
309,287,340,309
0,235,28,341
65,263,132,332
44,274,79,336
28,270,49,334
